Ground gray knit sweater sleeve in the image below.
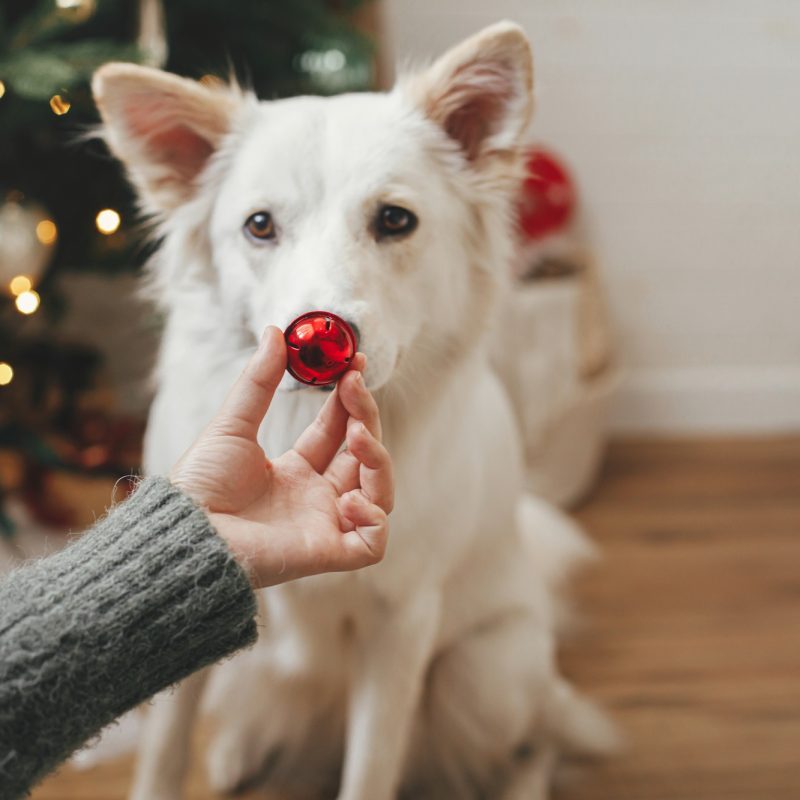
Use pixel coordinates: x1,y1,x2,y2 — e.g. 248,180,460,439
0,476,258,799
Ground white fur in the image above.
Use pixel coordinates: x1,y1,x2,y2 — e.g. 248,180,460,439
92,21,615,800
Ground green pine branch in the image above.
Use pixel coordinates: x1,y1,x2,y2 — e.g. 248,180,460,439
0,40,141,99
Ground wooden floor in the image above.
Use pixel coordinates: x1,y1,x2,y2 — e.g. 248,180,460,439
31,438,800,800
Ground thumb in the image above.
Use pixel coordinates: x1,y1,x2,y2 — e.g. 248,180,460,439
214,326,287,439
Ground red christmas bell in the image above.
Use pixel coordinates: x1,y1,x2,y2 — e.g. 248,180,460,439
518,147,576,242
284,311,357,386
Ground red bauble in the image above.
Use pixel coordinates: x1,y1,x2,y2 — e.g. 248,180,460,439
518,147,576,241
284,311,357,386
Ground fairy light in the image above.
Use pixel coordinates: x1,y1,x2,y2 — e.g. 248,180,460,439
55,0,96,22
95,208,121,234
35,218,57,246
15,290,40,315
49,94,71,115
0,81,5,99
9,275,32,296
0,362,13,386
200,74,224,89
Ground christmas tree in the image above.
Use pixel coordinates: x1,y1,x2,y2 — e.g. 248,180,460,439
0,0,375,534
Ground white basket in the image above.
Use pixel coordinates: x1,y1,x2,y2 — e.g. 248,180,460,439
490,255,618,508
522,364,619,507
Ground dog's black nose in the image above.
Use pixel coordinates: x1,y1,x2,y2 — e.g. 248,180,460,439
346,320,361,349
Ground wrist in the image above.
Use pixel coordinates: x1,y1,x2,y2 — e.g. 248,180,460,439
205,512,257,586
168,467,203,509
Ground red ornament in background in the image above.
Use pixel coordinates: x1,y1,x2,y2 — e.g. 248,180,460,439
284,311,357,386
518,147,577,241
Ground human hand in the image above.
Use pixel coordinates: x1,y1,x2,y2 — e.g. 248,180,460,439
170,327,393,588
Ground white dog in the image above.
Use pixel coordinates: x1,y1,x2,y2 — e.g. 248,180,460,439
93,21,615,800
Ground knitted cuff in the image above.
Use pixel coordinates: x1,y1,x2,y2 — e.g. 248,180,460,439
0,476,257,799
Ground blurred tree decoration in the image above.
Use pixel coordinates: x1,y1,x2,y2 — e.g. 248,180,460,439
0,0,376,534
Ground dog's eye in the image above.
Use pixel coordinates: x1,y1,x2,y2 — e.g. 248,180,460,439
376,205,417,239
244,211,276,242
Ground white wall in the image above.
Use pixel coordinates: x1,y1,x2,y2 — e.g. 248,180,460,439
383,0,800,433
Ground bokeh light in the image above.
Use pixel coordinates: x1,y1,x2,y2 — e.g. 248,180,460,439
0,362,13,386
36,218,58,246
49,94,71,115
95,208,121,235
15,290,41,315
9,275,32,296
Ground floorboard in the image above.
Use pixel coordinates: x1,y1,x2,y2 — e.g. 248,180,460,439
30,437,800,799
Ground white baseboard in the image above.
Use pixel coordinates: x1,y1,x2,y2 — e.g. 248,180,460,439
609,366,800,434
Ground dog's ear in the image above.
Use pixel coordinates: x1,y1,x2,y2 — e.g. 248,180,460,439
404,21,533,163
92,63,242,212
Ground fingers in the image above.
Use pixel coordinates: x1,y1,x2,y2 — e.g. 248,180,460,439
292,385,349,473
337,367,382,440
346,422,394,513
350,351,367,374
214,327,286,440
325,417,393,512
292,350,394,523
292,355,367,473
337,490,389,568
322,362,387,494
